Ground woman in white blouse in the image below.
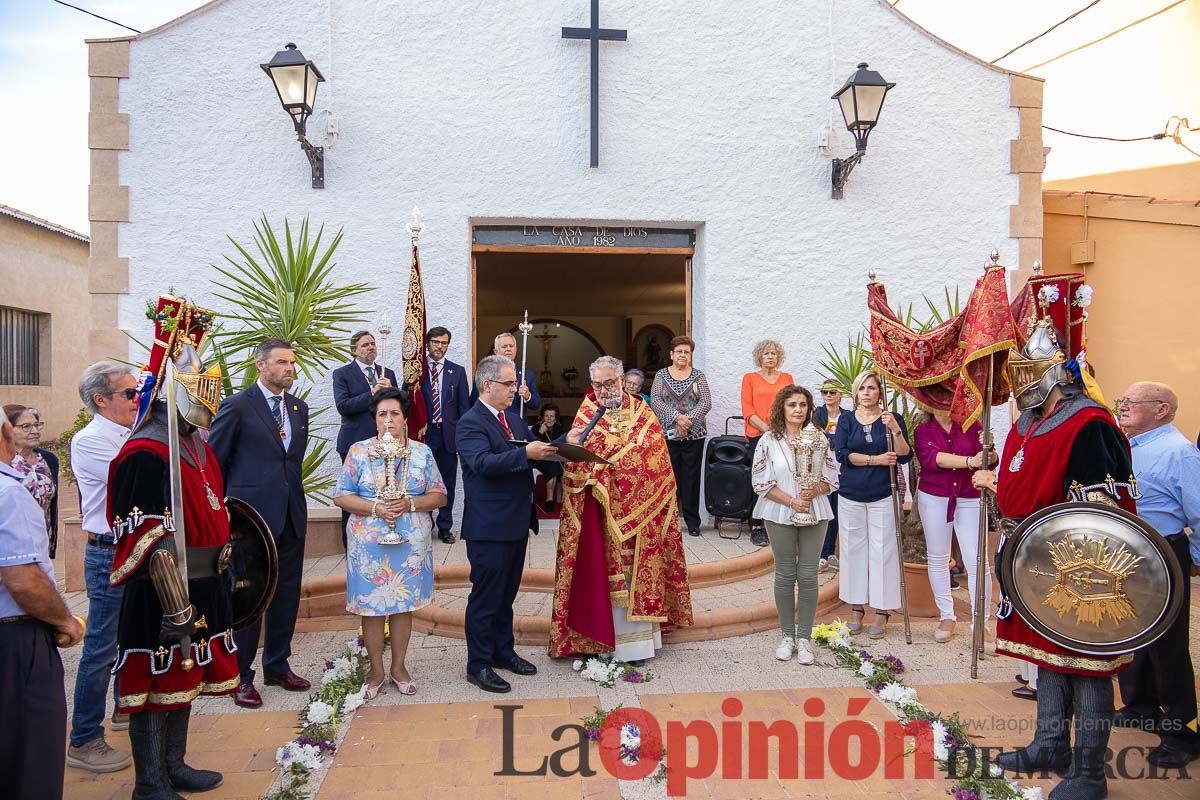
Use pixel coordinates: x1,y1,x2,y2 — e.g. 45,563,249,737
751,385,839,665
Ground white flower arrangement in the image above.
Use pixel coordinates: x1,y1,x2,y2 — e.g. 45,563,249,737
341,688,366,715
1021,787,1044,800
575,655,652,688
620,722,642,765
877,681,918,708
857,661,876,679
1038,284,1060,306
275,742,323,772
572,659,584,672
1073,285,1093,308
306,700,335,726
930,720,950,762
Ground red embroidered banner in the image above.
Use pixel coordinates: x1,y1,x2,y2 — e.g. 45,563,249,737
401,237,428,441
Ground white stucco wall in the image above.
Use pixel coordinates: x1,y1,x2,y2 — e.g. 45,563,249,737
117,0,1019,510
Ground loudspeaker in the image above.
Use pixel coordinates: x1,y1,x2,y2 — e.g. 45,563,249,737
704,428,755,521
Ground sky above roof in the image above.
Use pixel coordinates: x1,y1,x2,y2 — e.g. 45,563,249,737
1,0,1194,232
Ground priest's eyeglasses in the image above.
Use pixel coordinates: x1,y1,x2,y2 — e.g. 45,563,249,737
591,378,621,391
1115,398,1164,408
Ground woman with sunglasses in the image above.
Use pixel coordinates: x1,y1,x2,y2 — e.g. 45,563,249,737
831,370,911,639
3,405,59,557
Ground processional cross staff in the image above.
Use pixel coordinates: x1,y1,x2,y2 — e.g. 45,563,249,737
518,310,533,417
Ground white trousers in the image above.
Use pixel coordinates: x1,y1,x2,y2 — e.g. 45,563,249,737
838,496,901,611
1019,660,1039,689
917,492,992,622
612,606,662,662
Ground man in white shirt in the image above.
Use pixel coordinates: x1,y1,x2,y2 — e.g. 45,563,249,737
1,412,84,800
67,361,137,773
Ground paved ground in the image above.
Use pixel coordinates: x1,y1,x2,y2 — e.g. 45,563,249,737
57,518,1200,799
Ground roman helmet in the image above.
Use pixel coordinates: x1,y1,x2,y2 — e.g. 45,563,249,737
1006,269,1103,412
134,294,221,431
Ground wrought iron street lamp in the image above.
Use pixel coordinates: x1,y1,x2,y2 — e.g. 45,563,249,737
261,43,326,188
830,62,895,199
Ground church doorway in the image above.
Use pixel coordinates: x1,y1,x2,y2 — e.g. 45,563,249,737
471,226,694,424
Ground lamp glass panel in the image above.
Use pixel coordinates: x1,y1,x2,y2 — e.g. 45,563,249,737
851,85,887,125
837,91,857,130
272,64,310,110
304,65,319,110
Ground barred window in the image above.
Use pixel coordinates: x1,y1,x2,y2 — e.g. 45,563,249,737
0,306,44,385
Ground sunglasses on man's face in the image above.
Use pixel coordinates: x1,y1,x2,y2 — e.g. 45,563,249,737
109,388,138,401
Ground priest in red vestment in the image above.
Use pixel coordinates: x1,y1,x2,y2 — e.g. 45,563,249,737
548,356,693,660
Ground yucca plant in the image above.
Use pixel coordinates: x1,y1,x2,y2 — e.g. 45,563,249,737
208,215,376,501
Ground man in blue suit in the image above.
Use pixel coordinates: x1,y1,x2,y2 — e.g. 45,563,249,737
457,355,557,693
332,331,398,545
332,331,398,460
469,332,540,417
208,339,311,707
420,326,471,543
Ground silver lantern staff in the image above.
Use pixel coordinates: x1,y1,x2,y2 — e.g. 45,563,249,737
377,312,391,377
518,309,533,417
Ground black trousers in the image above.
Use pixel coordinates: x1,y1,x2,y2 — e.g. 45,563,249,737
235,517,305,682
667,438,704,532
0,620,66,800
1117,533,1199,750
464,538,528,674
821,491,840,558
427,425,460,533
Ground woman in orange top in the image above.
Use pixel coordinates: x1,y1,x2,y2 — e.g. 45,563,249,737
741,339,794,546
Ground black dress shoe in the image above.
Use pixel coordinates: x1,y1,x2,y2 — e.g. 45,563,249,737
493,654,538,676
1113,706,1163,731
1148,741,1200,768
467,667,512,693
439,530,455,544
688,528,701,537
750,528,769,547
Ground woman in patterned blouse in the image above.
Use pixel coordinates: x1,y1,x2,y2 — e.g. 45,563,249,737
650,336,712,537
3,405,59,557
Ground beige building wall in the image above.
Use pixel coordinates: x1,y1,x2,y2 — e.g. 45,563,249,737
0,210,92,437
1042,190,1200,438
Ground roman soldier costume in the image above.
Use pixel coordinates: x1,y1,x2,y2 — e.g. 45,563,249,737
108,295,264,799
991,275,1167,800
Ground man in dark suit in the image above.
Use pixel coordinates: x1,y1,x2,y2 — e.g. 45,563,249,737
457,355,557,693
469,332,540,416
208,338,311,707
332,331,398,545
421,326,471,543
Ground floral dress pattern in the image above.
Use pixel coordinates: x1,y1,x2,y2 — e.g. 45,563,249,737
335,438,446,616
12,451,56,542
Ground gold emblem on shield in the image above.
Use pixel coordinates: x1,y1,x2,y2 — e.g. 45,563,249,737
1030,535,1143,626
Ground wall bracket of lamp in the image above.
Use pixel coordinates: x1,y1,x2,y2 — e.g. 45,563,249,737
261,43,327,189
830,63,895,199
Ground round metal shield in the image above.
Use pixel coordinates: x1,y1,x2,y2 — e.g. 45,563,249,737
1000,501,1184,656
226,496,279,632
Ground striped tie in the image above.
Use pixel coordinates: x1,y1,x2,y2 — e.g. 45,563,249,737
430,362,442,424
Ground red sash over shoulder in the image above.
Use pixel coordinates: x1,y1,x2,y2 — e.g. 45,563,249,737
994,404,1135,677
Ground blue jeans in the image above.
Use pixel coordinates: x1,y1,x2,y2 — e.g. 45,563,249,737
70,542,123,747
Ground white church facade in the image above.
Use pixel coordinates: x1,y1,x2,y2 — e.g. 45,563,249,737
84,0,1044,483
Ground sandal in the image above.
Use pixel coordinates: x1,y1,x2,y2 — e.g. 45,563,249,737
868,612,890,639
391,676,417,696
362,678,386,701
848,605,866,635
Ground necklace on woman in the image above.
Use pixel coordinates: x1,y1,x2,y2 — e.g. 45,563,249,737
857,409,881,443
180,436,221,510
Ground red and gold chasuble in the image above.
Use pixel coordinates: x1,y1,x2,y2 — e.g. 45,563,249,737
995,404,1134,676
548,394,693,658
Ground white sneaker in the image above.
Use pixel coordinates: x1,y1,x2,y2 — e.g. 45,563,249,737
795,639,815,665
775,636,796,661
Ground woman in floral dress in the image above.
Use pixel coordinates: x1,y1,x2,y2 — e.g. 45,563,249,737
333,388,446,698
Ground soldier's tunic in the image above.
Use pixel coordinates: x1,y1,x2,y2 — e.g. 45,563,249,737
108,425,239,712
995,393,1136,677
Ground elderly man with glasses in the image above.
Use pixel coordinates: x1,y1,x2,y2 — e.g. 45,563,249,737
66,361,139,774
1112,383,1200,768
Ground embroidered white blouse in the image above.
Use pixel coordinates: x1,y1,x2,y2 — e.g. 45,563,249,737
751,425,841,525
